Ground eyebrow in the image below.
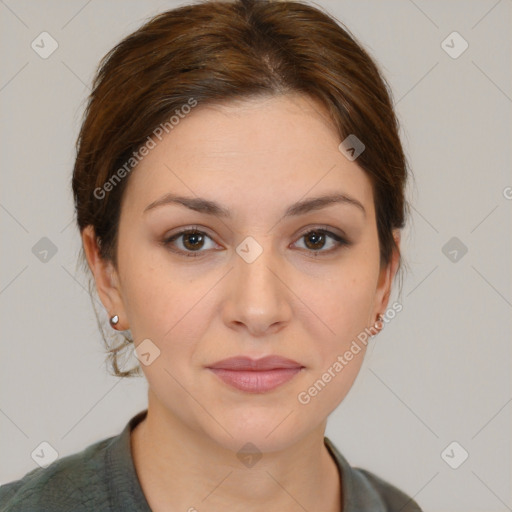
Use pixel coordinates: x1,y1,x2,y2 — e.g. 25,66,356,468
143,192,366,218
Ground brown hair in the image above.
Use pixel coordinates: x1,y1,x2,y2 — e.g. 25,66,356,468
72,0,410,377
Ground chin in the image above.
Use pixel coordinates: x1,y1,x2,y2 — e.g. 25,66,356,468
198,404,315,455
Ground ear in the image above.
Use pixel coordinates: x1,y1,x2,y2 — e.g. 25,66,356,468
82,225,129,330
373,230,401,321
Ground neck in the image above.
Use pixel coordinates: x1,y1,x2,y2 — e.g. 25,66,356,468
130,393,341,511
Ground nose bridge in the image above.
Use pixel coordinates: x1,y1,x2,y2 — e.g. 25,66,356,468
227,234,290,332
235,234,281,295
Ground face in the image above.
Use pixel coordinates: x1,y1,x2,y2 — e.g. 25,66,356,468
84,93,399,453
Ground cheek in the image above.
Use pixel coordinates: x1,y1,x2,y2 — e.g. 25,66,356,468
293,257,378,403
119,251,226,382
122,265,216,403
123,265,210,343
117,233,190,336
297,261,378,349
293,270,375,416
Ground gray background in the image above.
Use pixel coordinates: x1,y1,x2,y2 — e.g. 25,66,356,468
1,1,511,510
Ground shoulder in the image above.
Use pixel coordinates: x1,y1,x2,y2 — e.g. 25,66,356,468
351,467,423,511
0,435,115,512
324,437,423,512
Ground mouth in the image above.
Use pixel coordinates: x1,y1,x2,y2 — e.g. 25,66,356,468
206,355,304,393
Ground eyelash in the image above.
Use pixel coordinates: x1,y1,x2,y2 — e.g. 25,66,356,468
162,226,350,258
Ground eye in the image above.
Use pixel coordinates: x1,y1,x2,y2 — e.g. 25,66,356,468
163,228,218,257
292,228,349,255
163,226,350,258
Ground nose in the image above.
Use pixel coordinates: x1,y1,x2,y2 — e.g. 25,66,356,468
222,239,292,337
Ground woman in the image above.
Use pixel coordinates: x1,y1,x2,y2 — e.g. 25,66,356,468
0,0,421,510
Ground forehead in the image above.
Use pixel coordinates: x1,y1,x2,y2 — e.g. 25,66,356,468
122,93,374,219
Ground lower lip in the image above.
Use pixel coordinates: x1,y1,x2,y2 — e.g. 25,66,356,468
208,368,302,393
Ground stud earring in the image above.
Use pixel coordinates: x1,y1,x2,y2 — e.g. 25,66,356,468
374,314,384,331
109,315,119,328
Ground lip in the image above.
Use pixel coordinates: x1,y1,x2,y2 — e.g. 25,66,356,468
207,356,304,393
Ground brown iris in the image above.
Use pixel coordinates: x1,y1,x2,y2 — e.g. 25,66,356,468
182,231,205,251
304,231,326,250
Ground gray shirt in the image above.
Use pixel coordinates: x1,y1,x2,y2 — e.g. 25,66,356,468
0,410,422,511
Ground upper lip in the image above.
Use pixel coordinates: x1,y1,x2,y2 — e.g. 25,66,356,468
207,356,303,371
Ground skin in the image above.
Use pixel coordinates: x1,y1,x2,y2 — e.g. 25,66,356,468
83,93,400,512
